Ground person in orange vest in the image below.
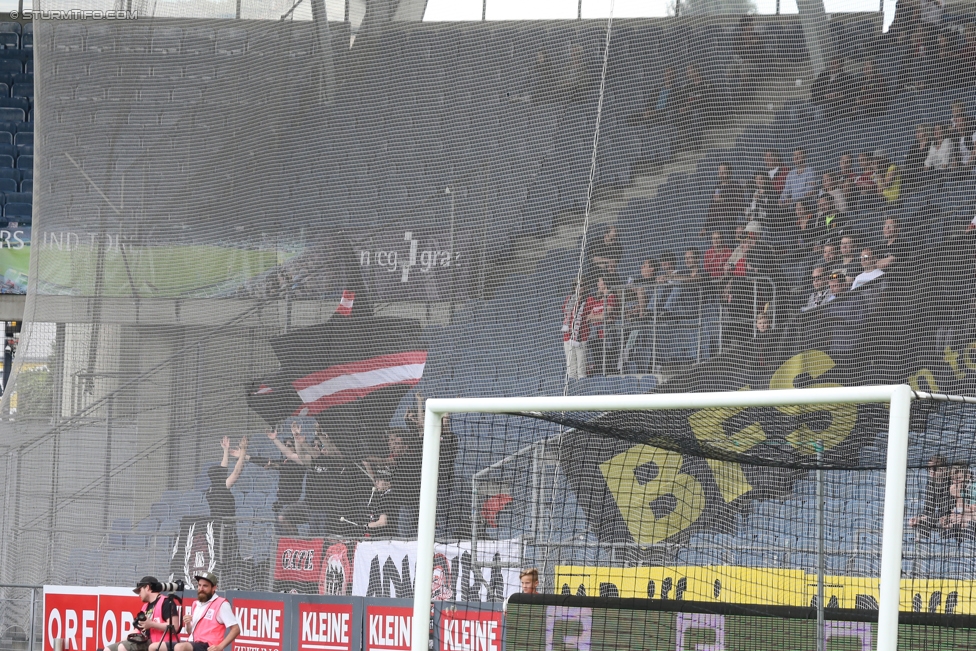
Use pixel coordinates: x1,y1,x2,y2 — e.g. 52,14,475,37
173,573,240,651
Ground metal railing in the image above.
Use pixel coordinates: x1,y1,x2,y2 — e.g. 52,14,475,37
0,585,40,651
717,274,777,354
590,280,709,375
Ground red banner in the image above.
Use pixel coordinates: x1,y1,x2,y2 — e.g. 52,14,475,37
298,602,354,651
44,587,142,651
320,541,354,596
233,597,285,651
439,609,503,651
365,605,413,651
274,537,326,584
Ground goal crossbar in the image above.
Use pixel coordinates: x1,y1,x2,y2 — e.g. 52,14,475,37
413,384,915,651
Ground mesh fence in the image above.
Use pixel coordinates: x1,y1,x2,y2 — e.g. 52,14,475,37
2,0,976,648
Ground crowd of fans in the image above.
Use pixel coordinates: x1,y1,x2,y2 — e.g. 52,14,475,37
205,394,466,565
562,122,974,377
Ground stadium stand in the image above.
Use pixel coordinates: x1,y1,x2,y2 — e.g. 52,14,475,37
12,9,976,607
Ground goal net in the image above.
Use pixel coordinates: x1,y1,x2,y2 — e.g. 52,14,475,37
413,387,976,651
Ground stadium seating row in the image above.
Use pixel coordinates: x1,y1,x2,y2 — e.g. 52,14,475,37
0,26,30,226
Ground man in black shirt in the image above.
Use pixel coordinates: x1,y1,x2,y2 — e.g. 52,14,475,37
588,225,623,272
206,437,247,570
302,433,355,536
266,421,314,535
364,469,397,538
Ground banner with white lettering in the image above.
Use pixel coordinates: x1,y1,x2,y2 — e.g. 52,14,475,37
43,585,181,651
226,594,287,651
363,600,419,651
434,603,505,651
351,540,522,602
293,595,362,651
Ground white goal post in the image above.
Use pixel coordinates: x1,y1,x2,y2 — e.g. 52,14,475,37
411,384,916,651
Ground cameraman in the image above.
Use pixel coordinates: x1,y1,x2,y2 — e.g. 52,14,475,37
104,577,181,651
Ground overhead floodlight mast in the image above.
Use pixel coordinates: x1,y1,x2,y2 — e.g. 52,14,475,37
410,385,916,651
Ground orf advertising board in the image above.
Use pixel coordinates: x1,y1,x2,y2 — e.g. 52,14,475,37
228,595,286,651
43,586,143,651
364,600,417,651
436,605,504,651
296,597,361,651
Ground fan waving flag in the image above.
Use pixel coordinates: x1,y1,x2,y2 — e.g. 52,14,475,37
246,315,426,461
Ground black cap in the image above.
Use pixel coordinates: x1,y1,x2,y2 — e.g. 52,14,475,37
133,576,160,594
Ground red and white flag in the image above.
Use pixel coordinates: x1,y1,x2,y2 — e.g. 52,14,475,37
292,351,427,415
336,290,355,316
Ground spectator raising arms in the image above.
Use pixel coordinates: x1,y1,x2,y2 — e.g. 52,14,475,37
206,436,248,571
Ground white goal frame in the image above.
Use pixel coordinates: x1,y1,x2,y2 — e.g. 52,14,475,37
411,385,916,651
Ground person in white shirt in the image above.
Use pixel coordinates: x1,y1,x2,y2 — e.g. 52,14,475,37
925,124,953,170
174,573,240,651
851,247,885,290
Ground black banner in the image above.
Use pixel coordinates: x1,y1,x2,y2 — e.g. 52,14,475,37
169,517,222,586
